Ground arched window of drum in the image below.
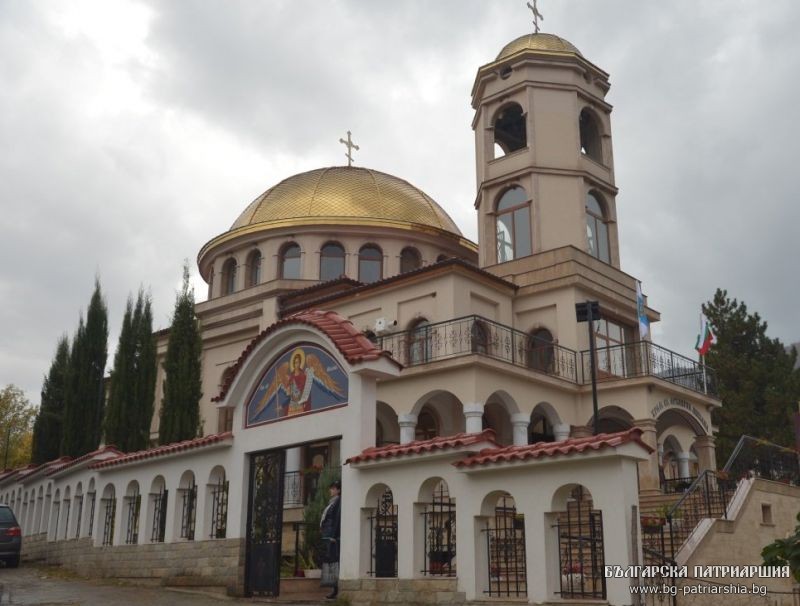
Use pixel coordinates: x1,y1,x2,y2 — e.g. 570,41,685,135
246,250,262,287
407,318,431,365
319,242,345,281
527,328,554,372
585,192,610,263
471,320,488,354
279,243,301,280
221,259,237,295
579,109,603,163
358,244,383,283
496,187,531,262
415,409,439,441
400,247,422,274
493,103,527,157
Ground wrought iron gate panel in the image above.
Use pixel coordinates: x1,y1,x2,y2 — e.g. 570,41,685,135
74,495,83,538
125,493,141,544
369,488,398,577
247,450,286,597
87,492,95,537
151,489,168,543
101,498,115,546
556,501,606,600
180,481,197,540
421,483,456,576
484,496,527,597
210,479,229,539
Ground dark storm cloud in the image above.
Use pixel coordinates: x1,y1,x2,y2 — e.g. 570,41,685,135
1,0,798,404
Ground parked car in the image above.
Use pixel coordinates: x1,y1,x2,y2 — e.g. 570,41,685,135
0,504,21,567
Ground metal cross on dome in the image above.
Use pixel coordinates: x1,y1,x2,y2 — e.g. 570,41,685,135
339,130,360,167
526,0,543,33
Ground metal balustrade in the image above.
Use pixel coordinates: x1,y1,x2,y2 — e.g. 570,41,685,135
377,315,718,398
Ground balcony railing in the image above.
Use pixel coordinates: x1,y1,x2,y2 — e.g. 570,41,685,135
580,341,718,398
377,315,718,398
378,315,579,383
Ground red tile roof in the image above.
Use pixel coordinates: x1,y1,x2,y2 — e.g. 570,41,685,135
90,432,233,470
47,446,123,476
213,309,400,402
346,430,500,465
453,428,653,468
279,257,515,317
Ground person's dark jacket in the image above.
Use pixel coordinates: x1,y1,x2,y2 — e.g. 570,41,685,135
320,495,341,563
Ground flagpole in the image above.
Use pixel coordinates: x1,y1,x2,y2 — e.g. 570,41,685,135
701,353,708,395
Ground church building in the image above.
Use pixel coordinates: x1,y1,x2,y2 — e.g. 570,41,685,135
4,23,798,606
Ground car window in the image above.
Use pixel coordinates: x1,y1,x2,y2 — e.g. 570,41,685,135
0,508,16,523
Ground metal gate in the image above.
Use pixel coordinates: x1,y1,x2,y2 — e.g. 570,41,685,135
484,496,527,597
369,487,397,577
421,482,456,576
555,488,606,600
246,450,286,596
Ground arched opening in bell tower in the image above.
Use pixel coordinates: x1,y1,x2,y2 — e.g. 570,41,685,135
579,108,603,163
493,103,527,158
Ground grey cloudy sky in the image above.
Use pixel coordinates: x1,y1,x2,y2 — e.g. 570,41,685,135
2,0,798,404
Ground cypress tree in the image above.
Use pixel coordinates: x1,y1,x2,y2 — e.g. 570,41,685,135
135,292,157,450
31,336,70,464
62,280,108,457
106,290,156,452
159,263,203,445
105,297,135,450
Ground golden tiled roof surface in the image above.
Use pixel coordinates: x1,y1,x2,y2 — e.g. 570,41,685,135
230,166,461,235
496,33,581,61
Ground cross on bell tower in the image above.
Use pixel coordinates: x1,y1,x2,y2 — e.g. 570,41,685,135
339,130,360,167
526,0,544,33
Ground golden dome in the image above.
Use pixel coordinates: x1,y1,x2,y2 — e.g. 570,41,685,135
496,33,582,61
230,166,462,235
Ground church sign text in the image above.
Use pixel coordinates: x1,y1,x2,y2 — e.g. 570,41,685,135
650,397,709,433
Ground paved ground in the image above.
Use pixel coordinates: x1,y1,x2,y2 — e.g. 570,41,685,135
0,564,328,605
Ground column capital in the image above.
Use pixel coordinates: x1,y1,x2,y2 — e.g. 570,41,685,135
398,413,418,427
463,402,485,417
511,413,530,426
693,434,715,447
677,452,691,461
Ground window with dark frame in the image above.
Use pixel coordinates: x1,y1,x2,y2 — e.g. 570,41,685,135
496,187,531,262
280,243,301,279
320,242,346,281
358,244,383,283
585,192,610,263
246,250,262,287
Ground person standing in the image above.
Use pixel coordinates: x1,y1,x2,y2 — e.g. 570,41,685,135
320,480,341,600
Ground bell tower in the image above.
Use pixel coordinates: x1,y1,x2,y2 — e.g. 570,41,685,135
472,33,621,270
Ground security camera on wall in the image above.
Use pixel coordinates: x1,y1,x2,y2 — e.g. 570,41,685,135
374,317,397,334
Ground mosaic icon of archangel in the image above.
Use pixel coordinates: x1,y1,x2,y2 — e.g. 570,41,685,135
247,344,348,426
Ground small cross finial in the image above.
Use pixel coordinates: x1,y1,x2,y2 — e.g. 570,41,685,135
526,0,543,33
339,130,360,167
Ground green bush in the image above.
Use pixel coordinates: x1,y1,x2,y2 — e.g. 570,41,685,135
301,466,341,567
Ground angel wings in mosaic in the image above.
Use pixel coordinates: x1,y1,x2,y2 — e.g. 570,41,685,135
253,349,344,419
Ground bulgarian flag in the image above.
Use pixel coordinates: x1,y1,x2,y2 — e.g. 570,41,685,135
695,314,716,356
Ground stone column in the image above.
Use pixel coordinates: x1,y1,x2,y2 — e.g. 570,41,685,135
693,435,717,472
553,423,570,442
511,413,530,446
633,418,660,495
398,414,417,444
284,447,302,506
463,403,484,434
678,453,691,478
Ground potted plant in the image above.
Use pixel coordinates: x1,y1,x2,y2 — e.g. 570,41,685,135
640,515,666,533
301,466,341,579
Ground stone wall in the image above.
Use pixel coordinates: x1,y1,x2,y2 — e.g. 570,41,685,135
22,534,246,595
339,578,465,606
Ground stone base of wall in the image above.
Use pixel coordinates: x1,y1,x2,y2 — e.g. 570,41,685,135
339,578,466,606
22,534,246,596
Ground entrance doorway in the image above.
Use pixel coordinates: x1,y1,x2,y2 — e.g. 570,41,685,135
245,438,342,598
